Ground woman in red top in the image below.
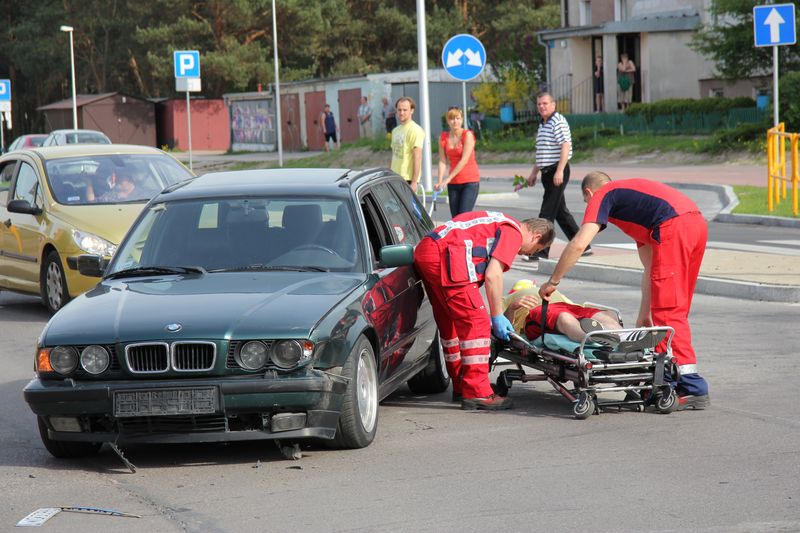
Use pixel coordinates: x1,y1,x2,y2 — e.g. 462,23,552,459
436,107,481,217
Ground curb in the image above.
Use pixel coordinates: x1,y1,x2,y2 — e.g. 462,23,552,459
532,259,800,303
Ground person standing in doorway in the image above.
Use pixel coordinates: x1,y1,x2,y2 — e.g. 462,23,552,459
357,96,372,139
617,52,636,111
436,106,481,217
390,97,425,192
594,55,604,113
524,92,588,261
320,104,339,153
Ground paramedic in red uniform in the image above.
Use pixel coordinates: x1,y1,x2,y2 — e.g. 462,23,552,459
539,171,709,410
414,212,554,410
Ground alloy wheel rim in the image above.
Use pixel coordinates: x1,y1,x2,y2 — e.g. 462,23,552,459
356,349,377,432
46,261,63,310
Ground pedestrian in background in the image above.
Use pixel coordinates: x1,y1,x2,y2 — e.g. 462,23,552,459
320,104,339,153
436,106,481,218
357,96,372,139
382,97,397,135
525,92,588,261
594,55,604,113
617,52,636,111
390,97,424,191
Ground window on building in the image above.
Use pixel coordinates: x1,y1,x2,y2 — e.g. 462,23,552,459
580,0,592,25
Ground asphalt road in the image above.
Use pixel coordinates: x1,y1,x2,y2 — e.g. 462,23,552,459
1,272,798,531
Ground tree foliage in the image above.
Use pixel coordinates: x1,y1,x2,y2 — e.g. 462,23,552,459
0,0,559,136
691,0,800,80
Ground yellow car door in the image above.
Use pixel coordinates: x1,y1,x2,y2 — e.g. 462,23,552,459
2,160,46,293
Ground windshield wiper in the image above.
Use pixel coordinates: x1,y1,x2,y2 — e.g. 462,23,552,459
209,264,328,273
105,265,206,280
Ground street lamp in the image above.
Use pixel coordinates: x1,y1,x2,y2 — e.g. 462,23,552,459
60,25,78,130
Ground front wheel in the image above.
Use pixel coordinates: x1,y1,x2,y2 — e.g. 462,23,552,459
41,250,70,314
407,333,450,394
331,336,379,449
37,417,102,458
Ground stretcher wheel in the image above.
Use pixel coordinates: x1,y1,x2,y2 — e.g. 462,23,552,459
573,392,595,420
493,371,510,397
656,389,677,414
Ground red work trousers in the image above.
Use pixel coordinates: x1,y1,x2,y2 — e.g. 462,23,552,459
649,211,707,372
414,238,495,399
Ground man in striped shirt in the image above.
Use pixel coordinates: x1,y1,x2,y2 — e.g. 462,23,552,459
525,92,589,260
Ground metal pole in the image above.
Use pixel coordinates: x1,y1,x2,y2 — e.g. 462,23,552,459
272,0,283,167
69,31,77,129
773,45,779,127
1,115,5,153
462,81,468,129
186,90,193,171
416,0,432,191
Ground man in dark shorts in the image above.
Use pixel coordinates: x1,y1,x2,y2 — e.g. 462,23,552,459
319,104,338,153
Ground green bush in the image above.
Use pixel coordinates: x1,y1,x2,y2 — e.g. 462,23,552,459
779,71,800,132
703,123,766,154
571,126,618,145
626,97,757,122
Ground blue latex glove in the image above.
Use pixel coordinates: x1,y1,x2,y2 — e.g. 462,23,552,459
491,315,514,341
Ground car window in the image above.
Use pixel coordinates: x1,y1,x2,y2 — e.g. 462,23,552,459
45,154,193,205
68,132,110,144
110,197,361,274
370,183,421,245
13,162,41,206
390,179,434,234
0,160,17,191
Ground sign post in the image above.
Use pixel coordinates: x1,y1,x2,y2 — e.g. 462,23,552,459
441,34,487,130
173,51,201,171
0,79,11,153
753,3,796,127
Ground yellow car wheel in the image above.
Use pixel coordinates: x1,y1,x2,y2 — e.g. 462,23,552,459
41,250,71,314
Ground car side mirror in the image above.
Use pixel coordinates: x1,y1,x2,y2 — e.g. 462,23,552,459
378,244,414,268
77,255,109,277
7,199,42,215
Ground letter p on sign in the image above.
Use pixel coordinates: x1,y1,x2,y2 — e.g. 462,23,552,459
173,51,200,78
0,80,10,100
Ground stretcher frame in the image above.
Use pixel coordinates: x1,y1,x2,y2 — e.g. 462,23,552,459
489,303,679,419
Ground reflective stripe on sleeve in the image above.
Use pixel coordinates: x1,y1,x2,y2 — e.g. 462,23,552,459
441,337,459,348
460,338,491,350
431,212,520,240
444,353,461,362
461,354,491,365
464,239,477,282
678,364,698,375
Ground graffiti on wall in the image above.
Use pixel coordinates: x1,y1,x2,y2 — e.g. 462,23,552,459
230,99,276,148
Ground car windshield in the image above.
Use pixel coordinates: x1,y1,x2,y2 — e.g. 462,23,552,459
44,154,193,205
66,132,110,144
108,197,362,274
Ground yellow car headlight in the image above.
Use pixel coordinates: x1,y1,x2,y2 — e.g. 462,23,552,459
71,230,117,257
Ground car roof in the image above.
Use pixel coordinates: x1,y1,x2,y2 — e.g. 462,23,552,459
5,144,168,161
48,129,108,135
158,168,396,201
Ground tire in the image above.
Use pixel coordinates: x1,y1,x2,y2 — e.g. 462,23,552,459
407,333,450,394
41,250,70,314
37,416,102,458
656,389,678,414
573,392,595,420
331,336,379,449
493,371,510,397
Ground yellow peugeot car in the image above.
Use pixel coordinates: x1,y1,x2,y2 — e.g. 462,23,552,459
0,144,194,312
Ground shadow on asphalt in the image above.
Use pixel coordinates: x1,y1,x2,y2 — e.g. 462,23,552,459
0,293,50,323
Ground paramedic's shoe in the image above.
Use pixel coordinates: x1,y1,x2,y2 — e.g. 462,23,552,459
461,394,513,411
676,394,710,411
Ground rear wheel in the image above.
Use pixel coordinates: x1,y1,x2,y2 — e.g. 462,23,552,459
407,333,450,394
331,336,379,449
41,250,70,314
37,416,101,458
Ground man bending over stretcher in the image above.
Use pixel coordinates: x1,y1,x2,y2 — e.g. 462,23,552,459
503,279,621,342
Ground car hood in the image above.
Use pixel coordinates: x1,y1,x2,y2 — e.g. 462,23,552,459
43,272,365,344
49,203,146,245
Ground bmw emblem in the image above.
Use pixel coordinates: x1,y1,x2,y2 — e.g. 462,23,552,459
165,323,182,333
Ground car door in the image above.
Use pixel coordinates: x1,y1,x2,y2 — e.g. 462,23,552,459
359,181,427,386
0,159,46,292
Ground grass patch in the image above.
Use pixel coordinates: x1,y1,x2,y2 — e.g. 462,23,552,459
733,185,799,218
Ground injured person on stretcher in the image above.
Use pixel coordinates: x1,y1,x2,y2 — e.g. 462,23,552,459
503,279,625,347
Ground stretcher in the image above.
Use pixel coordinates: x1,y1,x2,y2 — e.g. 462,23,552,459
489,301,680,419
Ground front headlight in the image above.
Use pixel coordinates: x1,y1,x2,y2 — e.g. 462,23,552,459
80,345,110,374
271,340,314,369
71,229,117,257
50,346,78,375
237,341,269,370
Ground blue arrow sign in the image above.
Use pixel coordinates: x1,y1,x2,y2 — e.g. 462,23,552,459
0,79,10,101
753,4,796,47
173,50,201,78
442,34,486,82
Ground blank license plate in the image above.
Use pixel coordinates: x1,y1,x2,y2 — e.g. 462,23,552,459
114,388,219,417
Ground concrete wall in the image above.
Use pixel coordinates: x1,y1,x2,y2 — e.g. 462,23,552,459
644,31,716,101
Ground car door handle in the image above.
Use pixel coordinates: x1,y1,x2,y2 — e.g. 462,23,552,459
3,218,11,228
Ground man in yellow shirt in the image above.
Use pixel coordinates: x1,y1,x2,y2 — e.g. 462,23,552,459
390,97,425,191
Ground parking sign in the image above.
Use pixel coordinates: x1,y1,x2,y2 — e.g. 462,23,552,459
0,80,10,101
173,50,201,78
